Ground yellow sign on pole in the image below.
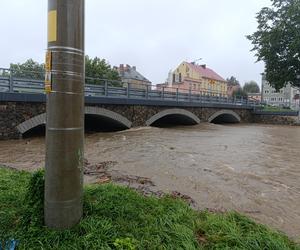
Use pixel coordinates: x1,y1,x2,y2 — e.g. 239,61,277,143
45,72,52,93
48,10,57,42
45,51,52,93
45,51,52,71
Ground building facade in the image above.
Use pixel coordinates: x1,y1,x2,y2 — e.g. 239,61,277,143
261,74,300,110
115,64,151,89
164,61,227,96
248,93,261,102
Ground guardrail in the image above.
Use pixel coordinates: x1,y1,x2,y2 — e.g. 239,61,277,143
0,68,261,108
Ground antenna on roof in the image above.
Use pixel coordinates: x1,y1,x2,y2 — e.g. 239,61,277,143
191,58,202,65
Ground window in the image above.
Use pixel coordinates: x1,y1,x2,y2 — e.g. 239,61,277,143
193,84,196,90
179,73,182,82
172,74,175,83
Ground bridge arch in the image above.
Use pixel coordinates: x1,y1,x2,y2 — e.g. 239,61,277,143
208,110,241,124
84,106,132,131
146,109,200,127
16,107,132,135
16,113,46,135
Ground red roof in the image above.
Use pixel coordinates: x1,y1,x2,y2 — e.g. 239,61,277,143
185,62,226,82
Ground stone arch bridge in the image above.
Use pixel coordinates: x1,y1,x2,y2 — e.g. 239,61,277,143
0,98,252,139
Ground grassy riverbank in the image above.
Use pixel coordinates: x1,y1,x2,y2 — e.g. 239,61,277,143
0,168,299,250
261,105,292,112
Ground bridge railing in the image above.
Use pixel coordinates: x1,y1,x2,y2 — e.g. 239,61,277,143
0,68,261,107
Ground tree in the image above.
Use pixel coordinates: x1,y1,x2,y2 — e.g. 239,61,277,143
247,0,300,90
232,88,248,99
10,59,44,79
85,56,121,86
226,76,240,87
243,81,260,93
7,57,122,86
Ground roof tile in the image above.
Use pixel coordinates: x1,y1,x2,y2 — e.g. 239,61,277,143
186,62,226,82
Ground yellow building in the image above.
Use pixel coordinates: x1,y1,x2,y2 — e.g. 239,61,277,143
168,62,228,96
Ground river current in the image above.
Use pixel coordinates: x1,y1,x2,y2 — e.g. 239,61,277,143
0,123,299,238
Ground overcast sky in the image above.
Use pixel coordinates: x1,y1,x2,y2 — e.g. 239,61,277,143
0,0,271,86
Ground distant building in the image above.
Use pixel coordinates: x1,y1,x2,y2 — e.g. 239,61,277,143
261,73,300,110
227,85,240,97
163,61,227,96
156,83,168,90
248,93,261,102
115,64,151,89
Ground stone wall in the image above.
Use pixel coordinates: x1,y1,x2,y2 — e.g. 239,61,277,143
78,104,253,127
0,102,46,139
253,114,299,125
0,101,253,140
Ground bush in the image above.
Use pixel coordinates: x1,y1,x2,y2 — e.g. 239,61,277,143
21,169,44,227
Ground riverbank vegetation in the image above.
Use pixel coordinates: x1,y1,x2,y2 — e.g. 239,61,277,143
261,105,292,112
0,168,299,249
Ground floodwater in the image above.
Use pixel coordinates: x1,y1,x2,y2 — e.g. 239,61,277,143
0,123,300,239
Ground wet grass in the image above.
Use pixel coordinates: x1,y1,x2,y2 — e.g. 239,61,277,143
0,168,299,250
261,105,292,112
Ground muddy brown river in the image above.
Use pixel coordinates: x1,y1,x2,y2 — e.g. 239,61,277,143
0,123,299,239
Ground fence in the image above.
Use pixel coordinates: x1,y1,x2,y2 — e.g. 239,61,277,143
0,68,261,107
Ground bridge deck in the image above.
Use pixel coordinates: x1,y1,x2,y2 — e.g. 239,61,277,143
0,76,258,110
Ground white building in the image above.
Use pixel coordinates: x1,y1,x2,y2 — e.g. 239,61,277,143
261,73,300,110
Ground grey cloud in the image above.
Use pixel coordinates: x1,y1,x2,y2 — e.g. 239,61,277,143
0,0,271,86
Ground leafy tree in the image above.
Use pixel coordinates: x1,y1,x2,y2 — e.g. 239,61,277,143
10,59,44,79
232,88,248,99
243,81,260,93
247,0,300,90
226,76,240,87
85,56,121,86
7,57,122,86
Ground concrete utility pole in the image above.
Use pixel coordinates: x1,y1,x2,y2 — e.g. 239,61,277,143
45,0,85,229
297,75,300,124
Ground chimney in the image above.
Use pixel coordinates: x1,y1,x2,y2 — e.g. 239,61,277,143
201,64,206,69
119,64,124,72
125,64,131,72
132,66,136,71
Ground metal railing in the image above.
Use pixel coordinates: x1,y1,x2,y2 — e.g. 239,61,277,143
0,68,261,107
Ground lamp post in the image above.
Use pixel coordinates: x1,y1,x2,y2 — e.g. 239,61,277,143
45,0,85,229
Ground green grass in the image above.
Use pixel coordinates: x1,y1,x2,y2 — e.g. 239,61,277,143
0,168,299,250
261,105,292,112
